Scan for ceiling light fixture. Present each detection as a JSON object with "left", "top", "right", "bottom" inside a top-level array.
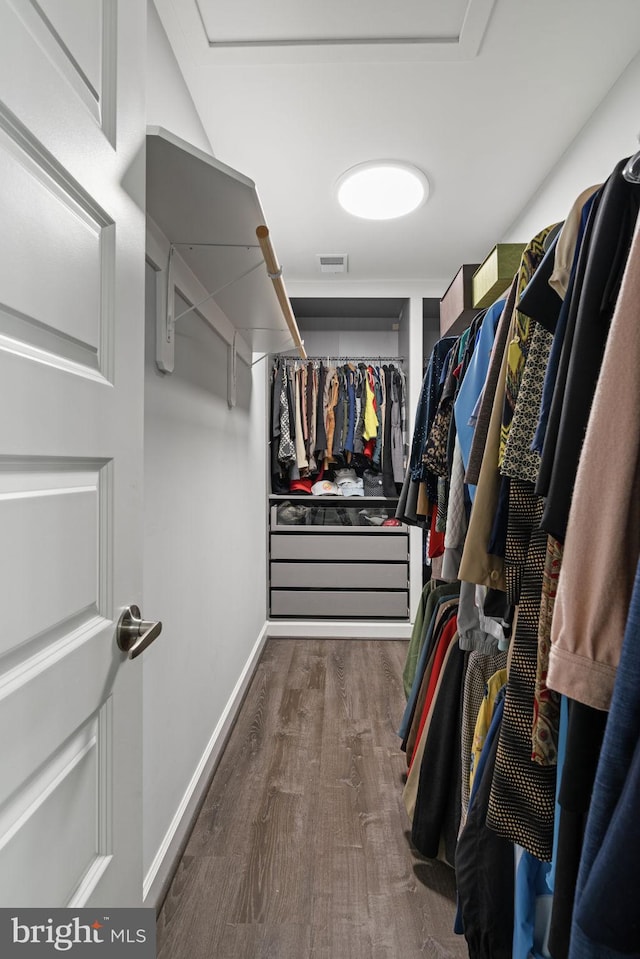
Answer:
[{"left": 336, "top": 161, "right": 429, "bottom": 220}]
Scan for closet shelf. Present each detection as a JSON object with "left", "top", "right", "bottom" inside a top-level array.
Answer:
[
  {"left": 269, "top": 494, "right": 400, "bottom": 503},
  {"left": 271, "top": 525, "right": 406, "bottom": 534},
  {"left": 146, "top": 126, "right": 305, "bottom": 379}
]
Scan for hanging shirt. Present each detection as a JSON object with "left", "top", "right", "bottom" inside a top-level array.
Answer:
[
  {"left": 531, "top": 191, "right": 600, "bottom": 456},
  {"left": 332, "top": 367, "right": 345, "bottom": 457},
  {"left": 372, "top": 367, "right": 384, "bottom": 467},
  {"left": 391, "top": 367, "right": 405, "bottom": 482},
  {"left": 294, "top": 367, "right": 308, "bottom": 470},
  {"left": 353, "top": 365, "right": 365, "bottom": 454},
  {"left": 345, "top": 365, "right": 356, "bottom": 454},
  {"left": 315, "top": 362, "right": 327, "bottom": 456},
  {"left": 549, "top": 184, "right": 602, "bottom": 299},
  {"left": 499, "top": 224, "right": 558, "bottom": 468},
  {"left": 277, "top": 363, "right": 295, "bottom": 464},
  {"left": 308, "top": 363, "right": 318, "bottom": 472},
  {"left": 454, "top": 296, "right": 506, "bottom": 486},
  {"left": 324, "top": 368, "right": 339, "bottom": 465},
  {"left": 469, "top": 668, "right": 508, "bottom": 794},
  {"left": 363, "top": 365, "right": 379, "bottom": 440}
]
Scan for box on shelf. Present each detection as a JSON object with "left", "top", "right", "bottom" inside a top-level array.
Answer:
[
  {"left": 472, "top": 243, "right": 526, "bottom": 308},
  {"left": 439, "top": 263, "right": 480, "bottom": 336}
]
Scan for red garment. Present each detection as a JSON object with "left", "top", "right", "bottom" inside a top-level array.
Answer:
[
  {"left": 428, "top": 505, "right": 445, "bottom": 558},
  {"left": 408, "top": 615, "right": 458, "bottom": 770}
]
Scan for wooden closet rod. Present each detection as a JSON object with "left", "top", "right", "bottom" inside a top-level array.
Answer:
[{"left": 256, "top": 225, "right": 307, "bottom": 359}]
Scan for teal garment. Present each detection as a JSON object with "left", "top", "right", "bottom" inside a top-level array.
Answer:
[
  {"left": 402, "top": 581, "right": 460, "bottom": 697},
  {"left": 457, "top": 327, "right": 471, "bottom": 363},
  {"left": 403, "top": 580, "right": 439, "bottom": 699}
]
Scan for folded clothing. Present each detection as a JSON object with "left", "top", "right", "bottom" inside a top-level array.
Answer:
[{"left": 359, "top": 509, "right": 389, "bottom": 526}]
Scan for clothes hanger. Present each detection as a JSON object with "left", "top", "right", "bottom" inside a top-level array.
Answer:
[{"left": 623, "top": 137, "right": 640, "bottom": 183}]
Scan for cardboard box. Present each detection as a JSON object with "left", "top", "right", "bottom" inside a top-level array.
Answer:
[
  {"left": 472, "top": 243, "right": 525, "bottom": 308},
  {"left": 439, "top": 263, "right": 480, "bottom": 336}
]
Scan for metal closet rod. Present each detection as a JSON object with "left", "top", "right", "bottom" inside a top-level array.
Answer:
[{"left": 275, "top": 354, "right": 405, "bottom": 362}]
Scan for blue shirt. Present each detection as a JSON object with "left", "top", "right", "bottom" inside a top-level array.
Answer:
[{"left": 454, "top": 297, "right": 506, "bottom": 497}]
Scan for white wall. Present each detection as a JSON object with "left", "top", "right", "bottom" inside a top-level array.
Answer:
[
  {"left": 504, "top": 51, "right": 640, "bottom": 242},
  {"left": 143, "top": 269, "right": 268, "bottom": 898},
  {"left": 293, "top": 329, "right": 400, "bottom": 358},
  {"left": 147, "top": 0, "right": 213, "bottom": 155},
  {"left": 143, "top": 4, "right": 268, "bottom": 901}
]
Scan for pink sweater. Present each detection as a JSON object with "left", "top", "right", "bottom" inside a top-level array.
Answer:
[{"left": 548, "top": 213, "right": 640, "bottom": 712}]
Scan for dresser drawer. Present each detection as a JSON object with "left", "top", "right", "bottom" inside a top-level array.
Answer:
[
  {"left": 270, "top": 561, "right": 408, "bottom": 590},
  {"left": 270, "top": 589, "right": 408, "bottom": 619},
  {"left": 270, "top": 532, "right": 408, "bottom": 563}
]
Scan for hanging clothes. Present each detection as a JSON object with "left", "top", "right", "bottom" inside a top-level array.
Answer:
[
  {"left": 410, "top": 640, "right": 467, "bottom": 863},
  {"left": 404, "top": 605, "right": 459, "bottom": 764},
  {"left": 269, "top": 356, "right": 407, "bottom": 496},
  {"left": 277, "top": 361, "right": 295, "bottom": 466},
  {"left": 402, "top": 337, "right": 456, "bottom": 508},
  {"left": 547, "top": 201, "right": 640, "bottom": 710},
  {"left": 455, "top": 691, "right": 514, "bottom": 959},
  {"left": 568, "top": 557, "right": 640, "bottom": 958},
  {"left": 455, "top": 296, "right": 507, "bottom": 483},
  {"left": 390, "top": 367, "right": 406, "bottom": 483},
  {"left": 395, "top": 157, "right": 640, "bottom": 959},
  {"left": 460, "top": 655, "right": 508, "bottom": 828},
  {"left": 539, "top": 159, "right": 640, "bottom": 541}
]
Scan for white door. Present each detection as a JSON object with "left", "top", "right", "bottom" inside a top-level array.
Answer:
[{"left": 0, "top": 0, "right": 148, "bottom": 906}]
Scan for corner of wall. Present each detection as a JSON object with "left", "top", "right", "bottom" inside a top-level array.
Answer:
[{"left": 146, "top": 0, "right": 214, "bottom": 156}]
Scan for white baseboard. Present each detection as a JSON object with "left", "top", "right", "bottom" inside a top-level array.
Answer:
[
  {"left": 143, "top": 622, "right": 269, "bottom": 909},
  {"left": 265, "top": 620, "right": 412, "bottom": 640}
]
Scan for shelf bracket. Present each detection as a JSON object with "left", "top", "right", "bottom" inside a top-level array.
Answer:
[
  {"left": 250, "top": 351, "right": 272, "bottom": 368},
  {"left": 228, "top": 329, "right": 303, "bottom": 407},
  {"left": 228, "top": 331, "right": 238, "bottom": 409},
  {"left": 172, "top": 256, "right": 265, "bottom": 324},
  {"left": 156, "top": 244, "right": 176, "bottom": 374},
  {"left": 155, "top": 243, "right": 265, "bottom": 375},
  {"left": 234, "top": 328, "right": 304, "bottom": 368}
]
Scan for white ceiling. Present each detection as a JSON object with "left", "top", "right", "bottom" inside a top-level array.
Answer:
[
  {"left": 153, "top": 0, "right": 640, "bottom": 289},
  {"left": 195, "top": 0, "right": 470, "bottom": 46}
]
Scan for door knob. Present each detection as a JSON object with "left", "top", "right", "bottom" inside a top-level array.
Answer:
[{"left": 116, "top": 605, "right": 162, "bottom": 660}]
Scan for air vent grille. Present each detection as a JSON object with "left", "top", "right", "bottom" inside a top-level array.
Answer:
[{"left": 317, "top": 253, "right": 348, "bottom": 274}]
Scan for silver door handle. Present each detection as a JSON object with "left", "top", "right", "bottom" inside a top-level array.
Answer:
[{"left": 116, "top": 605, "right": 162, "bottom": 660}]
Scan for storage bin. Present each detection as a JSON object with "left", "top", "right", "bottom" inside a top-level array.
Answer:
[
  {"left": 439, "top": 263, "right": 480, "bottom": 336},
  {"left": 472, "top": 243, "right": 526, "bottom": 308}
]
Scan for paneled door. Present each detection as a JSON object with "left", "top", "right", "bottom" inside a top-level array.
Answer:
[{"left": 0, "top": 1, "right": 148, "bottom": 906}]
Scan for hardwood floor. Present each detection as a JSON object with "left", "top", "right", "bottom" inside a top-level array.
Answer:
[{"left": 156, "top": 640, "right": 469, "bottom": 959}]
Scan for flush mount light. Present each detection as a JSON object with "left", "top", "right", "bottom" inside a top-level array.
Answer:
[{"left": 336, "top": 161, "right": 429, "bottom": 220}]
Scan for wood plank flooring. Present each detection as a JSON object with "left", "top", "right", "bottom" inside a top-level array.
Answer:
[{"left": 156, "top": 640, "right": 469, "bottom": 959}]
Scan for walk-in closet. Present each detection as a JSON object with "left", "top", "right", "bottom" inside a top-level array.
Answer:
[{"left": 3, "top": 2, "right": 640, "bottom": 958}]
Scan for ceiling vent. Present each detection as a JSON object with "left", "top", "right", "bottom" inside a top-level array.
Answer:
[{"left": 317, "top": 253, "right": 349, "bottom": 274}]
